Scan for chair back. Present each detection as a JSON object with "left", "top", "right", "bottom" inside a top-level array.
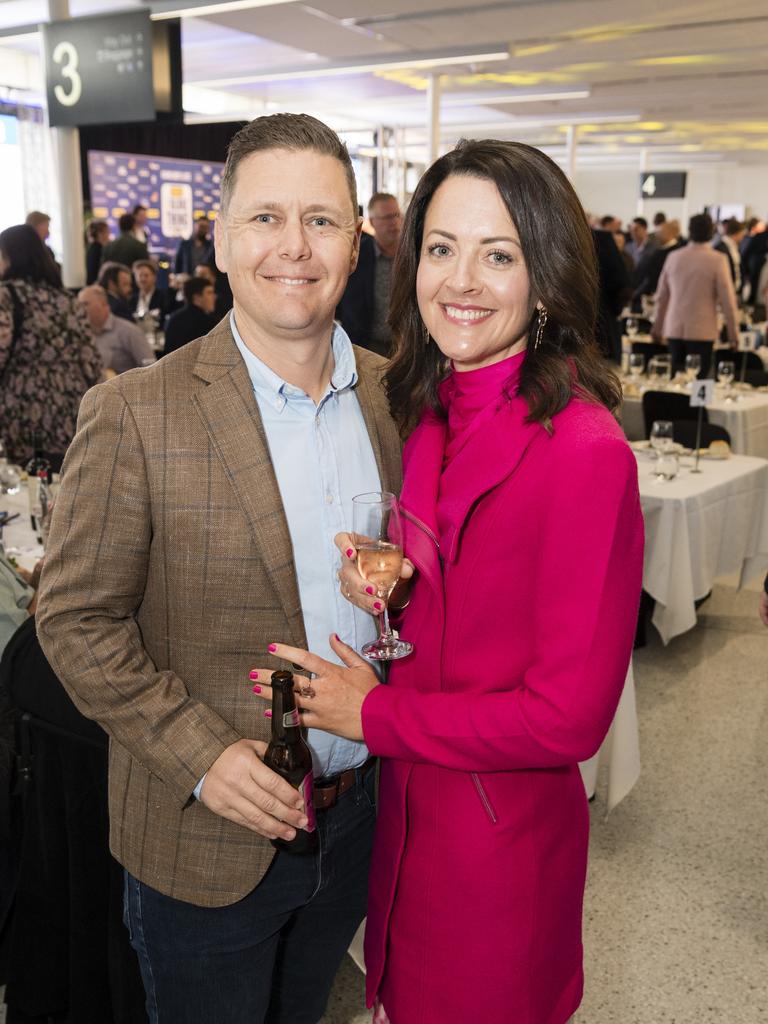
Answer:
[
  {"left": 744, "top": 368, "right": 768, "bottom": 388},
  {"left": 641, "top": 390, "right": 705, "bottom": 437},
  {"left": 631, "top": 342, "right": 668, "bottom": 363},
  {"left": 717, "top": 350, "right": 763, "bottom": 372},
  {"left": 672, "top": 421, "right": 731, "bottom": 450}
]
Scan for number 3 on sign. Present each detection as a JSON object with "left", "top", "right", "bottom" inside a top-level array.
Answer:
[
  {"left": 52, "top": 40, "right": 82, "bottom": 107},
  {"left": 689, "top": 379, "right": 714, "bottom": 407}
]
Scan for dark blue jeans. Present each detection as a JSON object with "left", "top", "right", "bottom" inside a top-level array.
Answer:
[{"left": 123, "top": 765, "right": 375, "bottom": 1024}]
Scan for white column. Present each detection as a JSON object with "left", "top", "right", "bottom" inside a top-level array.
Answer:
[
  {"left": 48, "top": 0, "right": 86, "bottom": 288},
  {"left": 564, "top": 124, "right": 579, "bottom": 183},
  {"left": 637, "top": 147, "right": 648, "bottom": 217},
  {"left": 426, "top": 73, "right": 441, "bottom": 167}
]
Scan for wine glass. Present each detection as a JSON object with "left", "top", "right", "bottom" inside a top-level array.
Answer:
[
  {"left": 650, "top": 420, "right": 674, "bottom": 457},
  {"left": 684, "top": 353, "right": 702, "bottom": 383},
  {"left": 352, "top": 492, "right": 414, "bottom": 662},
  {"left": 653, "top": 451, "right": 679, "bottom": 482},
  {"left": 717, "top": 360, "right": 735, "bottom": 401},
  {"left": 628, "top": 352, "right": 645, "bottom": 381},
  {"left": 648, "top": 355, "right": 672, "bottom": 387},
  {"left": 625, "top": 317, "right": 639, "bottom": 339}
]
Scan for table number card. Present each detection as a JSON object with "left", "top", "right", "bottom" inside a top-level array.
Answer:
[{"left": 689, "top": 380, "right": 715, "bottom": 407}]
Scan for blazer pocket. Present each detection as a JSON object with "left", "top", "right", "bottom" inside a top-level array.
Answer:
[{"left": 471, "top": 773, "right": 498, "bottom": 825}]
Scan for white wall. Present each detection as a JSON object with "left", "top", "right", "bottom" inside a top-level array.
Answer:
[{"left": 573, "top": 161, "right": 768, "bottom": 227}]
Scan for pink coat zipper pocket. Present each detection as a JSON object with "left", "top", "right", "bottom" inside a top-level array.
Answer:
[{"left": 471, "top": 773, "right": 498, "bottom": 825}]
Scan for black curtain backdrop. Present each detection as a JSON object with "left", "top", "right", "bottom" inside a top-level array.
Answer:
[{"left": 78, "top": 120, "right": 247, "bottom": 203}]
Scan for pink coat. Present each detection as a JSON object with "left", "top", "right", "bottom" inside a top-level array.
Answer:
[{"left": 361, "top": 388, "right": 644, "bottom": 1023}]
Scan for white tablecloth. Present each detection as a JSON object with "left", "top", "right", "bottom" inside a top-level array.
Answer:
[
  {"left": 0, "top": 485, "right": 43, "bottom": 571},
  {"left": 635, "top": 450, "right": 768, "bottom": 643},
  {"left": 621, "top": 388, "right": 768, "bottom": 458}
]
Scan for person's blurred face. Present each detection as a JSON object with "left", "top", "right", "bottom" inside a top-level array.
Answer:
[
  {"left": 193, "top": 284, "right": 216, "bottom": 315},
  {"left": 78, "top": 290, "right": 110, "bottom": 330},
  {"left": 417, "top": 174, "right": 536, "bottom": 373},
  {"left": 194, "top": 263, "right": 216, "bottom": 285},
  {"left": 733, "top": 229, "right": 747, "bottom": 245},
  {"left": 116, "top": 270, "right": 133, "bottom": 300},
  {"left": 35, "top": 220, "right": 50, "bottom": 242},
  {"left": 134, "top": 208, "right": 147, "bottom": 227},
  {"left": 195, "top": 219, "right": 210, "bottom": 240},
  {"left": 369, "top": 197, "right": 402, "bottom": 251},
  {"left": 135, "top": 265, "right": 156, "bottom": 293},
  {"left": 215, "top": 147, "right": 360, "bottom": 341},
  {"left": 630, "top": 221, "right": 648, "bottom": 244}
]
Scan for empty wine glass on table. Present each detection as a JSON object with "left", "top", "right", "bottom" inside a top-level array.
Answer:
[
  {"left": 653, "top": 451, "right": 679, "bottom": 483},
  {"left": 648, "top": 355, "right": 672, "bottom": 388},
  {"left": 650, "top": 420, "right": 675, "bottom": 458},
  {"left": 717, "top": 360, "right": 736, "bottom": 401},
  {"left": 352, "top": 491, "right": 414, "bottom": 662},
  {"left": 684, "top": 353, "right": 702, "bottom": 383},
  {"left": 628, "top": 352, "right": 645, "bottom": 382},
  {"left": 625, "top": 317, "right": 639, "bottom": 339}
]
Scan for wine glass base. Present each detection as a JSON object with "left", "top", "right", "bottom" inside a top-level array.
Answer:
[{"left": 362, "top": 638, "right": 414, "bottom": 662}]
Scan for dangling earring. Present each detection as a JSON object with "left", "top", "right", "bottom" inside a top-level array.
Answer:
[{"left": 534, "top": 307, "right": 548, "bottom": 350}]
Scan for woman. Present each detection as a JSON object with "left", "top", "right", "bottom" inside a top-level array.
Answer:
[
  {"left": 0, "top": 224, "right": 101, "bottom": 466},
  {"left": 253, "top": 140, "right": 644, "bottom": 1023}
]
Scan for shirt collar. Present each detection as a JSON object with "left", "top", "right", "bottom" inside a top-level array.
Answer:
[{"left": 229, "top": 311, "right": 358, "bottom": 403}]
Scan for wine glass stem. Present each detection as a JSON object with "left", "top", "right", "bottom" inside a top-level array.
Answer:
[{"left": 378, "top": 596, "right": 394, "bottom": 645}]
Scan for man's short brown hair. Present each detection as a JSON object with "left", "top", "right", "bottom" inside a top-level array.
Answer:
[
  {"left": 368, "top": 192, "right": 398, "bottom": 212},
  {"left": 220, "top": 113, "right": 357, "bottom": 217},
  {"left": 132, "top": 259, "right": 157, "bottom": 276}
]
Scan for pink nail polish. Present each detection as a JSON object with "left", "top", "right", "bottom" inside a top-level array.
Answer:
[
  {"left": 249, "top": 670, "right": 259, "bottom": 680},
  {"left": 334, "top": 634, "right": 341, "bottom": 642},
  {"left": 251, "top": 685, "right": 261, "bottom": 693},
  {"left": 346, "top": 548, "right": 354, "bottom": 558},
  {"left": 264, "top": 709, "right": 272, "bottom": 718},
  {"left": 365, "top": 585, "right": 374, "bottom": 595},
  {"left": 268, "top": 643, "right": 277, "bottom": 653},
  {"left": 374, "top": 601, "right": 383, "bottom": 610}
]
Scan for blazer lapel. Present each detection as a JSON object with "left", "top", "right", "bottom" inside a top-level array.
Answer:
[
  {"left": 439, "top": 396, "right": 545, "bottom": 563},
  {"left": 398, "top": 415, "right": 446, "bottom": 601},
  {"left": 353, "top": 349, "right": 403, "bottom": 497},
  {"left": 191, "top": 323, "right": 307, "bottom": 649}
]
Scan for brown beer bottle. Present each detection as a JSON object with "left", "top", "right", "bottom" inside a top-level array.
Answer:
[{"left": 264, "top": 671, "right": 318, "bottom": 854}]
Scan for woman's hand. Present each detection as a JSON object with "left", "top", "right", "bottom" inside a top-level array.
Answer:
[
  {"left": 249, "top": 635, "right": 380, "bottom": 741},
  {"left": 334, "top": 532, "right": 415, "bottom": 615}
]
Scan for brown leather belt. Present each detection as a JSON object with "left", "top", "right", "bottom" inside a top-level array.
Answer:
[{"left": 313, "top": 757, "right": 374, "bottom": 811}]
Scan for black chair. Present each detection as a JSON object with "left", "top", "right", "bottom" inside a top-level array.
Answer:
[
  {"left": 714, "top": 350, "right": 764, "bottom": 373},
  {"left": 672, "top": 421, "right": 732, "bottom": 450},
  {"left": 744, "top": 368, "right": 768, "bottom": 388},
  {"left": 641, "top": 390, "right": 705, "bottom": 438},
  {"left": 631, "top": 341, "right": 668, "bottom": 363}
]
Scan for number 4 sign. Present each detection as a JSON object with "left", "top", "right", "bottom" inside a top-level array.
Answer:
[{"left": 689, "top": 379, "right": 714, "bottom": 407}]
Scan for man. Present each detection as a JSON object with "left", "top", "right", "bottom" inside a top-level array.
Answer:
[
  {"left": 163, "top": 276, "right": 217, "bottom": 356},
  {"left": 336, "top": 191, "right": 403, "bottom": 355},
  {"left": 132, "top": 204, "right": 150, "bottom": 246},
  {"left": 131, "top": 259, "right": 175, "bottom": 325},
  {"left": 652, "top": 212, "right": 738, "bottom": 378},
  {"left": 715, "top": 218, "right": 746, "bottom": 295},
  {"left": 78, "top": 284, "right": 155, "bottom": 374},
  {"left": 633, "top": 218, "right": 683, "bottom": 307},
  {"left": 174, "top": 215, "right": 214, "bottom": 276},
  {"left": 25, "top": 210, "right": 58, "bottom": 267},
  {"left": 195, "top": 260, "right": 232, "bottom": 317},
  {"left": 37, "top": 113, "right": 401, "bottom": 1024},
  {"left": 626, "top": 216, "right": 657, "bottom": 268},
  {"left": 97, "top": 261, "right": 135, "bottom": 322},
  {"left": 592, "top": 226, "right": 629, "bottom": 363},
  {"left": 103, "top": 214, "right": 149, "bottom": 269},
  {"left": 599, "top": 214, "right": 622, "bottom": 233}
]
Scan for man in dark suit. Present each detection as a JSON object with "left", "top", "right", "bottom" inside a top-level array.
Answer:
[
  {"left": 592, "top": 228, "right": 630, "bottom": 363},
  {"left": 336, "top": 192, "right": 402, "bottom": 355},
  {"left": 632, "top": 218, "right": 684, "bottom": 308},
  {"left": 174, "top": 216, "right": 214, "bottom": 276},
  {"left": 714, "top": 218, "right": 746, "bottom": 295},
  {"left": 131, "top": 259, "right": 176, "bottom": 326},
  {"left": 162, "top": 277, "right": 217, "bottom": 355},
  {"left": 97, "top": 262, "right": 135, "bottom": 322}
]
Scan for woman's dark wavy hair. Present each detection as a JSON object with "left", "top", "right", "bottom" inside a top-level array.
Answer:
[
  {"left": 0, "top": 224, "right": 62, "bottom": 288},
  {"left": 385, "top": 139, "right": 621, "bottom": 434}
]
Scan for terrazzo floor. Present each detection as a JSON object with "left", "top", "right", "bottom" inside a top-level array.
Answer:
[{"left": 321, "top": 582, "right": 768, "bottom": 1024}]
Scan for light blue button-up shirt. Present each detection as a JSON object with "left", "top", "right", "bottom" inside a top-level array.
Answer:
[{"left": 232, "top": 314, "right": 380, "bottom": 777}]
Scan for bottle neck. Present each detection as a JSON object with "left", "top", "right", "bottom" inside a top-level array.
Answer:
[{"left": 270, "top": 681, "right": 302, "bottom": 743}]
